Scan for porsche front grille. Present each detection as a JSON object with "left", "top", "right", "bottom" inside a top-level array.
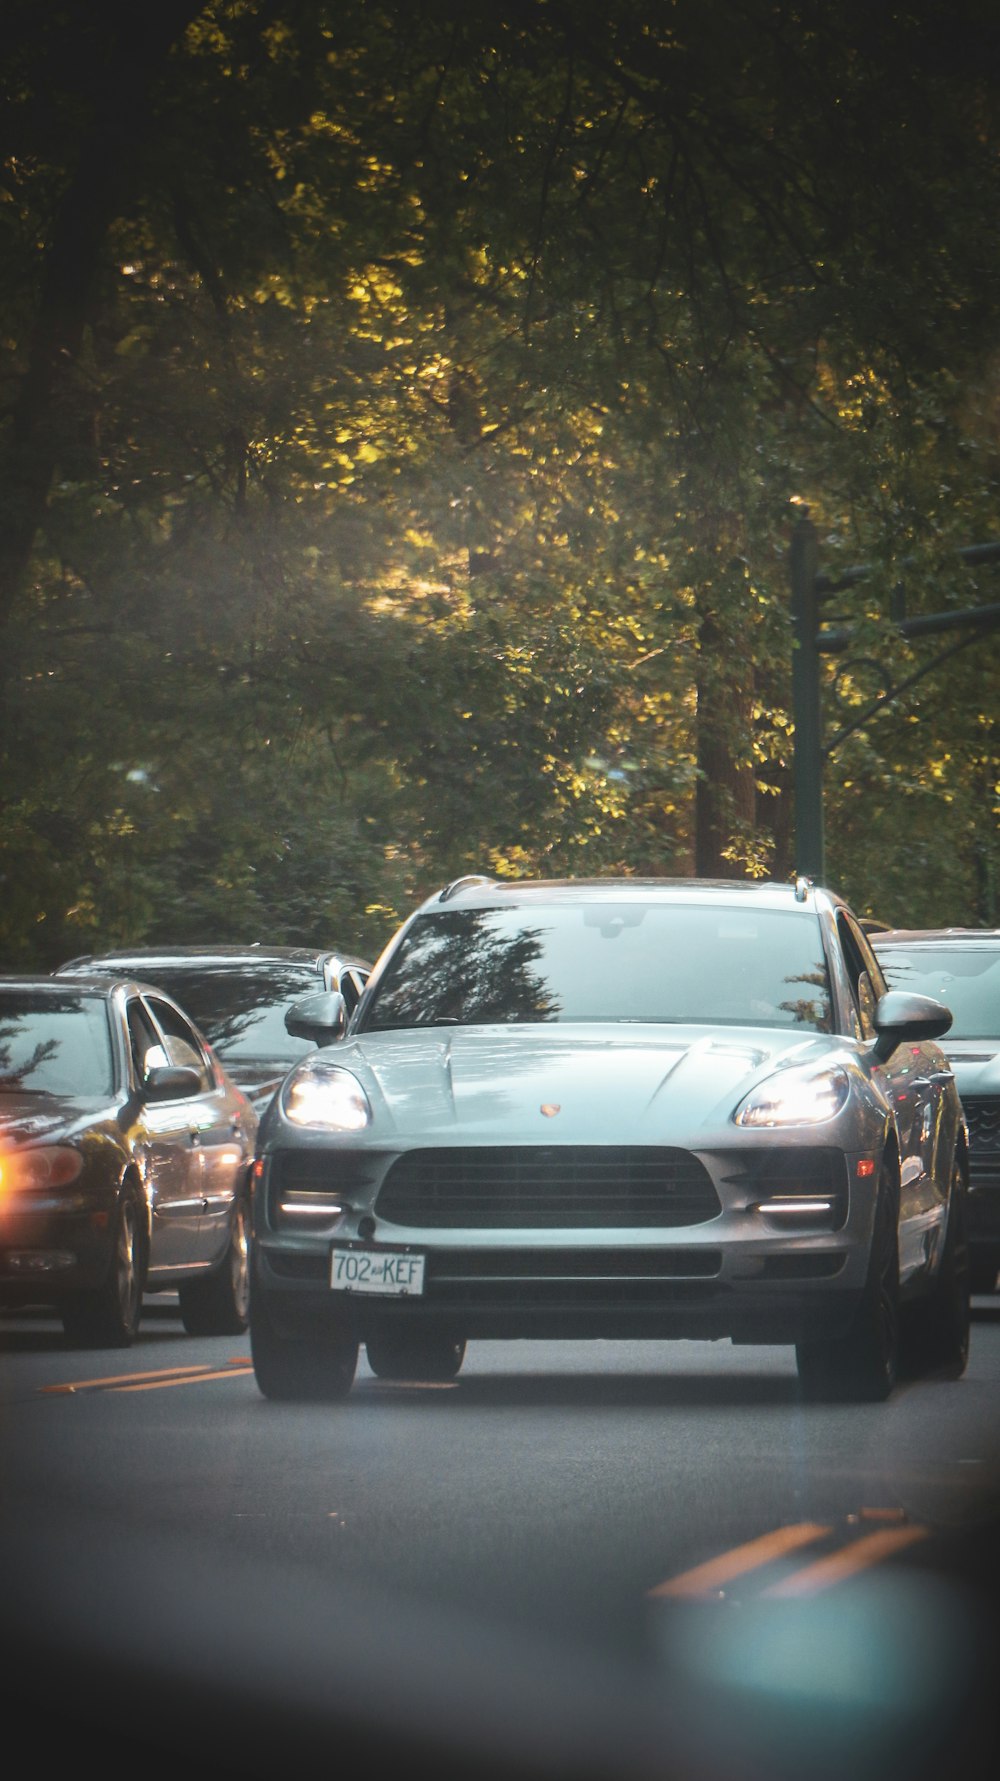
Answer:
[{"left": 374, "top": 1145, "right": 721, "bottom": 1229}]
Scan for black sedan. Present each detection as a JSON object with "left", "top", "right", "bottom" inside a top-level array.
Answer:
[
  {"left": 0, "top": 975, "right": 257, "bottom": 1345},
  {"left": 56, "top": 945, "right": 372, "bottom": 1117}
]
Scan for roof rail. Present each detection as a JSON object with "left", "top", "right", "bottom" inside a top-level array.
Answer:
[{"left": 439, "top": 874, "right": 495, "bottom": 903}]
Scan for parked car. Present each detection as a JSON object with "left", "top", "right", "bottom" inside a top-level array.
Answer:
[
  {"left": 0, "top": 974, "right": 257, "bottom": 1345},
  {"left": 872, "top": 926, "right": 1000, "bottom": 1293},
  {"left": 248, "top": 875, "right": 969, "bottom": 1404},
  {"left": 56, "top": 945, "right": 372, "bottom": 1117}
]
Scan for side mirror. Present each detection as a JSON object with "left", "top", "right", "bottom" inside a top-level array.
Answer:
[
  {"left": 144, "top": 1064, "right": 203, "bottom": 1101},
  {"left": 872, "top": 990, "right": 953, "bottom": 1063},
  {"left": 285, "top": 990, "right": 347, "bottom": 1044}
]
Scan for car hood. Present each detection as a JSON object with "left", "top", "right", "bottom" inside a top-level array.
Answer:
[
  {"left": 0, "top": 1092, "right": 111, "bottom": 1145},
  {"left": 327, "top": 1024, "right": 834, "bottom": 1141},
  {"left": 942, "top": 1040, "right": 1000, "bottom": 1094}
]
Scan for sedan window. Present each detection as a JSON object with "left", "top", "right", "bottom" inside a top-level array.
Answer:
[
  {"left": 0, "top": 993, "right": 114, "bottom": 1096},
  {"left": 144, "top": 996, "right": 213, "bottom": 1090}
]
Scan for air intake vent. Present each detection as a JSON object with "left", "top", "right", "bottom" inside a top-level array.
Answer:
[{"left": 375, "top": 1146, "right": 721, "bottom": 1229}]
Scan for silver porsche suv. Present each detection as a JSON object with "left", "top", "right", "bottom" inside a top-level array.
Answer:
[{"left": 249, "top": 876, "right": 969, "bottom": 1404}]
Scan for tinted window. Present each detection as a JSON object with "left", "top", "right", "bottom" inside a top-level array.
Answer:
[
  {"left": 0, "top": 992, "right": 115, "bottom": 1096},
  {"left": 108, "top": 965, "right": 328, "bottom": 1063},
  {"left": 360, "top": 904, "right": 833, "bottom": 1033},
  {"left": 876, "top": 943, "right": 1000, "bottom": 1039},
  {"left": 144, "top": 996, "right": 213, "bottom": 1089},
  {"left": 127, "top": 999, "right": 166, "bottom": 1083}
]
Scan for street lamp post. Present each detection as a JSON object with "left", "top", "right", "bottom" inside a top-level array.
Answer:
[
  {"left": 789, "top": 511, "right": 824, "bottom": 880},
  {"left": 788, "top": 513, "right": 1000, "bottom": 888}
]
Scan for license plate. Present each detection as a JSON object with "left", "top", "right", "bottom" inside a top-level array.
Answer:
[{"left": 330, "top": 1245, "right": 425, "bottom": 1297}]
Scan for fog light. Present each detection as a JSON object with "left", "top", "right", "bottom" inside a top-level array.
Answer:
[
  {"left": 752, "top": 1197, "right": 835, "bottom": 1222},
  {"left": 278, "top": 1195, "right": 345, "bottom": 1219},
  {"left": 7, "top": 1250, "right": 76, "bottom": 1274}
]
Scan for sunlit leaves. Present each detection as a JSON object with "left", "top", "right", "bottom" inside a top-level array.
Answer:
[{"left": 1, "top": 0, "right": 999, "bottom": 962}]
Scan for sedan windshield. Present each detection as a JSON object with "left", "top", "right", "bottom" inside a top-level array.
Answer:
[
  {"left": 0, "top": 993, "right": 115, "bottom": 1096},
  {"left": 876, "top": 943, "right": 1000, "bottom": 1040},
  {"left": 360, "top": 903, "right": 833, "bottom": 1032}
]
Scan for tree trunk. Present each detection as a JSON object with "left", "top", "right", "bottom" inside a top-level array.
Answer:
[
  {"left": 694, "top": 602, "right": 756, "bottom": 876},
  {"left": 0, "top": 3, "right": 204, "bottom": 654}
]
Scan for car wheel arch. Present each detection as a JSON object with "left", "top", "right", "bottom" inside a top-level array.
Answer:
[{"left": 119, "top": 1167, "right": 151, "bottom": 1272}]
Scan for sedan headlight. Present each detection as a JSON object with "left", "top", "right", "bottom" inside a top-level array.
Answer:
[
  {"left": 734, "top": 1064, "right": 850, "bottom": 1128},
  {"left": 282, "top": 1063, "right": 372, "bottom": 1131},
  {"left": 0, "top": 1145, "right": 84, "bottom": 1198}
]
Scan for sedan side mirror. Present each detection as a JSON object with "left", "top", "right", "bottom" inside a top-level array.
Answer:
[
  {"left": 871, "top": 990, "right": 953, "bottom": 1063},
  {"left": 285, "top": 990, "right": 347, "bottom": 1043},
  {"left": 144, "top": 1064, "right": 203, "bottom": 1101}
]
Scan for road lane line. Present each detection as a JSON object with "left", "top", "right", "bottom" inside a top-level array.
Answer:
[
  {"left": 760, "top": 1523, "right": 929, "bottom": 1596},
  {"left": 113, "top": 1364, "right": 254, "bottom": 1392},
  {"left": 40, "top": 1364, "right": 224, "bottom": 1394},
  {"left": 647, "top": 1522, "right": 832, "bottom": 1599}
]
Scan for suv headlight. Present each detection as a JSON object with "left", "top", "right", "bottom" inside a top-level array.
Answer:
[
  {"left": 734, "top": 1064, "right": 850, "bottom": 1128},
  {"left": 282, "top": 1063, "right": 372, "bottom": 1131}
]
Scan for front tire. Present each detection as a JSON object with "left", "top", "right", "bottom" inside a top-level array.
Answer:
[
  {"left": 366, "top": 1329, "right": 466, "bottom": 1382},
  {"left": 250, "top": 1277, "right": 358, "bottom": 1402},
  {"left": 61, "top": 1188, "right": 144, "bottom": 1348},
  {"left": 901, "top": 1160, "right": 970, "bottom": 1379},
  {"left": 796, "top": 1162, "right": 900, "bottom": 1403},
  {"left": 178, "top": 1189, "right": 251, "bottom": 1336}
]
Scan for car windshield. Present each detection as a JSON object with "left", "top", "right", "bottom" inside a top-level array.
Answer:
[
  {"left": 360, "top": 902, "right": 833, "bottom": 1032},
  {"left": 876, "top": 943, "right": 1000, "bottom": 1040},
  {"left": 0, "top": 992, "right": 115, "bottom": 1096},
  {"left": 105, "top": 964, "right": 327, "bottom": 1062}
]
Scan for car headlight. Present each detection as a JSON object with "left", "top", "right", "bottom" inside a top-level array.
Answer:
[
  {"left": 0, "top": 1145, "right": 85, "bottom": 1198},
  {"left": 734, "top": 1064, "right": 850, "bottom": 1127},
  {"left": 282, "top": 1063, "right": 372, "bottom": 1131}
]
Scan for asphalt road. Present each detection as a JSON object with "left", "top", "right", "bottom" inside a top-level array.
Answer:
[{"left": 2, "top": 1296, "right": 998, "bottom": 1781}]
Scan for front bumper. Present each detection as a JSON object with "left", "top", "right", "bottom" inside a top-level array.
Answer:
[
  {"left": 251, "top": 1140, "right": 880, "bottom": 1346},
  {"left": 0, "top": 1198, "right": 118, "bottom": 1303}
]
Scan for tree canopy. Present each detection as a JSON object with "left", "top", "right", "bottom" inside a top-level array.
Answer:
[{"left": 2, "top": 0, "right": 998, "bottom": 968}]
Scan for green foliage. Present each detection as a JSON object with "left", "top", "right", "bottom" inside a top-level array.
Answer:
[{"left": 1, "top": 0, "right": 998, "bottom": 968}]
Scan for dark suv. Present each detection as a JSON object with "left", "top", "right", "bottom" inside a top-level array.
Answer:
[
  {"left": 872, "top": 927, "right": 1000, "bottom": 1292},
  {"left": 57, "top": 945, "right": 372, "bottom": 1117}
]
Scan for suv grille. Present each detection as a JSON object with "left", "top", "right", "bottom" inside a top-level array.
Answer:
[
  {"left": 964, "top": 1098, "right": 1000, "bottom": 1188},
  {"left": 374, "top": 1145, "right": 721, "bottom": 1229}
]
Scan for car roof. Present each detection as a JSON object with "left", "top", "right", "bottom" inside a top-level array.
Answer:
[
  {"left": 416, "top": 875, "right": 847, "bottom": 916},
  {"left": 0, "top": 973, "right": 121, "bottom": 993},
  {"left": 57, "top": 943, "right": 372, "bottom": 972},
  {"left": 0, "top": 972, "right": 191, "bottom": 1004},
  {"left": 872, "top": 928, "right": 1000, "bottom": 944}
]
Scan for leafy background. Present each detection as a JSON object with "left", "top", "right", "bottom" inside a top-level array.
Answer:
[{"left": 2, "top": 0, "right": 998, "bottom": 968}]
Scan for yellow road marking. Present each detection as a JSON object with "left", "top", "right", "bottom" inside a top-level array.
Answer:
[
  {"left": 113, "top": 1364, "right": 253, "bottom": 1393},
  {"left": 760, "top": 1524, "right": 929, "bottom": 1597},
  {"left": 647, "top": 1522, "right": 831, "bottom": 1599},
  {"left": 40, "top": 1360, "right": 251, "bottom": 1395},
  {"left": 41, "top": 1364, "right": 223, "bottom": 1394}
]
